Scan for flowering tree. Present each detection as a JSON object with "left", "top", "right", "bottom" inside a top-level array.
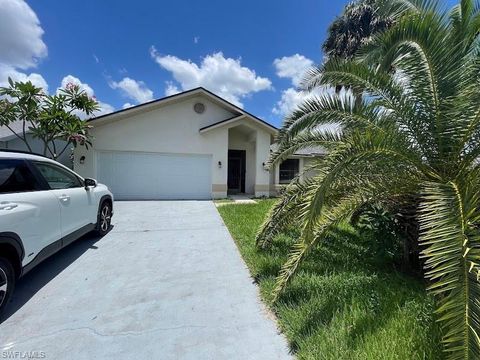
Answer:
[{"left": 0, "top": 78, "right": 99, "bottom": 160}]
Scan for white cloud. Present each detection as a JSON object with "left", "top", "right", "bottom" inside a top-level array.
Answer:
[
  {"left": 109, "top": 77, "right": 153, "bottom": 104},
  {"left": 0, "top": 0, "right": 47, "bottom": 69},
  {"left": 150, "top": 47, "right": 272, "bottom": 107},
  {"left": 0, "top": 3, "right": 113, "bottom": 118},
  {"left": 96, "top": 101, "right": 115, "bottom": 116},
  {"left": 194, "top": 36, "right": 200, "bottom": 44},
  {"left": 273, "top": 88, "right": 313, "bottom": 116},
  {"left": 0, "top": 0, "right": 48, "bottom": 92},
  {"left": 0, "top": 64, "right": 48, "bottom": 92},
  {"left": 165, "top": 81, "right": 180, "bottom": 96},
  {"left": 272, "top": 54, "right": 318, "bottom": 116},
  {"left": 273, "top": 54, "right": 314, "bottom": 88},
  {"left": 122, "top": 102, "right": 133, "bottom": 109},
  {"left": 59, "top": 75, "right": 114, "bottom": 117}
]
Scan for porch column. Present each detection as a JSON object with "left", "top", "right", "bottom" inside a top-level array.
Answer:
[
  {"left": 254, "top": 131, "right": 271, "bottom": 197},
  {"left": 211, "top": 128, "right": 228, "bottom": 199},
  {"left": 299, "top": 157, "right": 305, "bottom": 181},
  {"left": 274, "top": 162, "right": 281, "bottom": 195}
]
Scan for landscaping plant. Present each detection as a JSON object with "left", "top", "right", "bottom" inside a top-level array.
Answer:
[
  {"left": 0, "top": 78, "right": 98, "bottom": 160},
  {"left": 256, "top": 0, "right": 480, "bottom": 357}
]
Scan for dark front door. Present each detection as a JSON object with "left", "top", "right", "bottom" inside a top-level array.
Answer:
[{"left": 228, "top": 150, "right": 246, "bottom": 194}]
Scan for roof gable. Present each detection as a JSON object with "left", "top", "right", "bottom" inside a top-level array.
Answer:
[{"left": 87, "top": 87, "right": 278, "bottom": 133}]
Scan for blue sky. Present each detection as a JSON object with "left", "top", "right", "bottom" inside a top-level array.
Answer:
[{"left": 0, "top": 0, "right": 458, "bottom": 127}]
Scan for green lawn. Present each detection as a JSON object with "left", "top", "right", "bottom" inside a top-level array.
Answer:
[{"left": 217, "top": 199, "right": 443, "bottom": 360}]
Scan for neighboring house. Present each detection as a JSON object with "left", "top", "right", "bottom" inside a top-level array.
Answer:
[
  {"left": 0, "top": 121, "right": 72, "bottom": 167},
  {"left": 73, "top": 87, "right": 325, "bottom": 200}
]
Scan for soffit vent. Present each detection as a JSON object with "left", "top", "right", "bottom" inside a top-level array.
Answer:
[{"left": 193, "top": 102, "right": 206, "bottom": 114}]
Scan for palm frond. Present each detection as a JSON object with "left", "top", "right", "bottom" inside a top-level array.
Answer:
[
  {"left": 256, "top": 176, "right": 317, "bottom": 249},
  {"left": 376, "top": 0, "right": 445, "bottom": 20},
  {"left": 277, "top": 92, "right": 395, "bottom": 146},
  {"left": 418, "top": 179, "right": 480, "bottom": 358},
  {"left": 272, "top": 196, "right": 363, "bottom": 301}
]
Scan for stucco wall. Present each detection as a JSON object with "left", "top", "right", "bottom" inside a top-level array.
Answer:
[{"left": 302, "top": 157, "right": 318, "bottom": 179}]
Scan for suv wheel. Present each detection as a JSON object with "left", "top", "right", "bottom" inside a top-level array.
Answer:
[
  {"left": 0, "top": 257, "right": 15, "bottom": 316},
  {"left": 96, "top": 202, "right": 112, "bottom": 236}
]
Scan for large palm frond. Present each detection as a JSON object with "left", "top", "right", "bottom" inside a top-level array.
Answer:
[{"left": 418, "top": 176, "right": 480, "bottom": 358}]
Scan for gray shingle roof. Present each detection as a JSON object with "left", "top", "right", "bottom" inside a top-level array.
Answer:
[
  {"left": 270, "top": 143, "right": 327, "bottom": 156},
  {"left": 0, "top": 121, "right": 27, "bottom": 141}
]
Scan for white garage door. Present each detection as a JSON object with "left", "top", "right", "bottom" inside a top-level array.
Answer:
[{"left": 96, "top": 151, "right": 212, "bottom": 200}]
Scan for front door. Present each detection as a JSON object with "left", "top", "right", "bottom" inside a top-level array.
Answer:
[{"left": 228, "top": 150, "right": 246, "bottom": 194}]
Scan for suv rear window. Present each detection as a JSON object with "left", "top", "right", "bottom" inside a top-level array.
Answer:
[{"left": 0, "top": 159, "right": 41, "bottom": 193}]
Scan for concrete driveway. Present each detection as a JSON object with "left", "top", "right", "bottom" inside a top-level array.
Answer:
[{"left": 0, "top": 201, "right": 291, "bottom": 359}]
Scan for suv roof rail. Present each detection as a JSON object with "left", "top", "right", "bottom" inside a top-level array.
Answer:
[{"left": 0, "top": 149, "right": 49, "bottom": 158}]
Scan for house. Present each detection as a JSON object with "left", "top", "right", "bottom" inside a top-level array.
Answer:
[
  {"left": 72, "top": 87, "right": 324, "bottom": 200},
  {"left": 0, "top": 121, "right": 71, "bottom": 167}
]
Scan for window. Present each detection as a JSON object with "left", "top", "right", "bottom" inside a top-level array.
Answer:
[
  {"left": 0, "top": 159, "right": 41, "bottom": 193},
  {"left": 34, "top": 162, "right": 83, "bottom": 190},
  {"left": 279, "top": 159, "right": 299, "bottom": 183}
]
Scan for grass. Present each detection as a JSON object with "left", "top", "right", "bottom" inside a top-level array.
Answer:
[{"left": 217, "top": 199, "right": 443, "bottom": 360}]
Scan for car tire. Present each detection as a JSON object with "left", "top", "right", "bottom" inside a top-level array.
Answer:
[
  {"left": 0, "top": 257, "right": 15, "bottom": 317},
  {"left": 96, "top": 201, "right": 112, "bottom": 236}
]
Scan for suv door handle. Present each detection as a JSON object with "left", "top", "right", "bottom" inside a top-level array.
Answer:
[
  {"left": 0, "top": 203, "right": 18, "bottom": 210},
  {"left": 58, "top": 195, "right": 70, "bottom": 202}
]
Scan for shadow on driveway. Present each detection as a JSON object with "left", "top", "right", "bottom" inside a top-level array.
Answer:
[{"left": 0, "top": 228, "right": 112, "bottom": 324}]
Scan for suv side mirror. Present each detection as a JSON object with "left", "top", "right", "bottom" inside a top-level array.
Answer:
[{"left": 84, "top": 178, "right": 97, "bottom": 189}]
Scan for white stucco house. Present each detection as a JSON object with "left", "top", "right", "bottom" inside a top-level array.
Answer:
[{"left": 68, "top": 87, "right": 323, "bottom": 200}]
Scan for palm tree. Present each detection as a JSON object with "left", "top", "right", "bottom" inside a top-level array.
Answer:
[
  {"left": 323, "top": 0, "right": 393, "bottom": 107},
  {"left": 323, "top": 0, "right": 393, "bottom": 60},
  {"left": 257, "top": 0, "right": 480, "bottom": 357}
]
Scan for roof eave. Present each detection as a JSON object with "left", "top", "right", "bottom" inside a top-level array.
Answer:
[{"left": 199, "top": 114, "right": 278, "bottom": 135}]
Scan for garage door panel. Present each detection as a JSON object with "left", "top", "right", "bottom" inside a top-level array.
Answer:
[{"left": 96, "top": 152, "right": 212, "bottom": 200}]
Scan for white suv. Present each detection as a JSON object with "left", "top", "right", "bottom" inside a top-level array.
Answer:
[{"left": 0, "top": 151, "right": 113, "bottom": 316}]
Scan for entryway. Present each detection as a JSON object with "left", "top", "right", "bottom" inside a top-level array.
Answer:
[{"left": 227, "top": 150, "right": 246, "bottom": 194}]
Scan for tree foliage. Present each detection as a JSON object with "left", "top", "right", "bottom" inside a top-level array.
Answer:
[
  {"left": 322, "top": 0, "right": 393, "bottom": 60},
  {"left": 257, "top": 0, "right": 480, "bottom": 358},
  {"left": 0, "top": 78, "right": 99, "bottom": 160}
]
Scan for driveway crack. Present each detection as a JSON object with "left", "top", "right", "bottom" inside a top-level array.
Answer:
[{"left": 2, "top": 324, "right": 211, "bottom": 349}]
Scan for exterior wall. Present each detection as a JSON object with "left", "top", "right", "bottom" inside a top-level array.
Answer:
[
  {"left": 302, "top": 157, "right": 318, "bottom": 179},
  {"left": 2, "top": 135, "right": 72, "bottom": 167},
  {"left": 74, "top": 95, "right": 242, "bottom": 199}
]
